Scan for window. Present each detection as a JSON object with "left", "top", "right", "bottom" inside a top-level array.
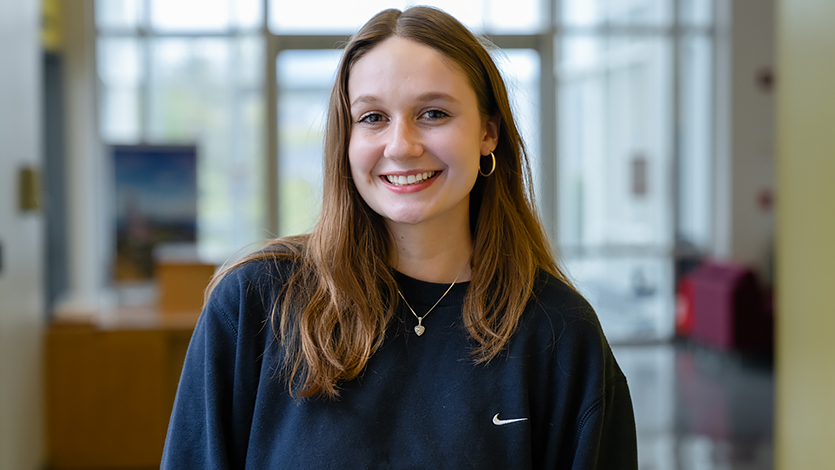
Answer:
[
  {"left": 95, "top": 0, "right": 715, "bottom": 343},
  {"left": 268, "top": 0, "right": 542, "bottom": 34},
  {"left": 96, "top": 0, "right": 265, "bottom": 261},
  {"left": 555, "top": 0, "right": 714, "bottom": 341},
  {"left": 275, "top": 49, "right": 340, "bottom": 235}
]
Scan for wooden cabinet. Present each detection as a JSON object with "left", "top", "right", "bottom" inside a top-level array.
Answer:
[{"left": 45, "top": 310, "right": 197, "bottom": 469}]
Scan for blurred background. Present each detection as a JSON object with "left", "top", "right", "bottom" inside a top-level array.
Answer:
[{"left": 0, "top": 0, "right": 832, "bottom": 469}]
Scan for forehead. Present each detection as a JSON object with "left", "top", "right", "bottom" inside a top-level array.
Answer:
[{"left": 348, "top": 37, "right": 475, "bottom": 102}]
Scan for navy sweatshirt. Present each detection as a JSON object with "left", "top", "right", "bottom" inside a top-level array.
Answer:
[{"left": 162, "top": 258, "right": 638, "bottom": 469}]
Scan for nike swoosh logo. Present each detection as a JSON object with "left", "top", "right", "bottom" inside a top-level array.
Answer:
[{"left": 492, "top": 413, "right": 528, "bottom": 426}]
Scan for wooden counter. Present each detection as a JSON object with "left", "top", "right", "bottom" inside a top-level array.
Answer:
[{"left": 45, "top": 307, "right": 199, "bottom": 469}]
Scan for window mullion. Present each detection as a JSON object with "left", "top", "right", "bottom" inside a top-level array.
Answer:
[
  {"left": 539, "top": 0, "right": 557, "bottom": 241},
  {"left": 265, "top": 34, "right": 280, "bottom": 235},
  {"left": 140, "top": 0, "right": 151, "bottom": 142},
  {"left": 671, "top": 0, "right": 682, "bottom": 256}
]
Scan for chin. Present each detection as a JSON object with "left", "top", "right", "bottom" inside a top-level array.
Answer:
[
  {"left": 387, "top": 216, "right": 424, "bottom": 226},
  {"left": 384, "top": 211, "right": 430, "bottom": 226}
]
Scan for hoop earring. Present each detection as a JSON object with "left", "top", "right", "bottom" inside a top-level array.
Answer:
[{"left": 479, "top": 152, "right": 496, "bottom": 177}]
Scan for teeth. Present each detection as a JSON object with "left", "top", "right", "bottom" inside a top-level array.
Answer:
[{"left": 385, "top": 171, "right": 435, "bottom": 186}]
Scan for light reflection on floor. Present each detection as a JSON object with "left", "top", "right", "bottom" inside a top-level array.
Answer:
[{"left": 613, "top": 341, "right": 774, "bottom": 470}]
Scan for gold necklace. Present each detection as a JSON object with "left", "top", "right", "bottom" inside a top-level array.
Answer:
[{"left": 396, "top": 275, "right": 459, "bottom": 336}]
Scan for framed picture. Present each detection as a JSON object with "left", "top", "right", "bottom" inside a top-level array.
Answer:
[{"left": 112, "top": 145, "right": 198, "bottom": 281}]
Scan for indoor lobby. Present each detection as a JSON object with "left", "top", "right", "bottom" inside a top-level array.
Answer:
[{"left": 1, "top": 0, "right": 833, "bottom": 469}]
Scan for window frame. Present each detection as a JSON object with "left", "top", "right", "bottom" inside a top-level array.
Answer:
[{"left": 93, "top": 0, "right": 719, "bottom": 341}]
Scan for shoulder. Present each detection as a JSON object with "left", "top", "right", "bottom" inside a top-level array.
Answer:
[
  {"left": 213, "top": 253, "right": 297, "bottom": 300},
  {"left": 205, "top": 243, "right": 303, "bottom": 330},
  {"left": 211, "top": 238, "right": 306, "bottom": 299},
  {"left": 516, "top": 270, "right": 624, "bottom": 382},
  {"left": 530, "top": 271, "right": 595, "bottom": 319},
  {"left": 522, "top": 270, "right": 599, "bottom": 337}
]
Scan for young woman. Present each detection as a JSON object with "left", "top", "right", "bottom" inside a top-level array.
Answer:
[{"left": 163, "top": 6, "right": 637, "bottom": 469}]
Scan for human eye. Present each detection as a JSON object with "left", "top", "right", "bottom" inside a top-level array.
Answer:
[
  {"left": 357, "top": 113, "right": 386, "bottom": 124},
  {"left": 421, "top": 109, "right": 450, "bottom": 121}
]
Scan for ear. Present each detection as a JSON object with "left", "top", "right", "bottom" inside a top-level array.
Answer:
[{"left": 480, "top": 113, "right": 501, "bottom": 155}]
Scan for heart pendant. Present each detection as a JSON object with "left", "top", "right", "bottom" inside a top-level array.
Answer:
[{"left": 414, "top": 325, "right": 426, "bottom": 336}]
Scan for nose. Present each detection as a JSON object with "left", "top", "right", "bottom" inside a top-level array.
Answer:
[{"left": 384, "top": 118, "right": 423, "bottom": 161}]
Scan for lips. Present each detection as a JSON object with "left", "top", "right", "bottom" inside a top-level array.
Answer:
[{"left": 383, "top": 171, "right": 437, "bottom": 186}]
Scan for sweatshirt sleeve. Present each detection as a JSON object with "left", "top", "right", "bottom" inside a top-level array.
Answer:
[
  {"left": 570, "top": 376, "right": 639, "bottom": 469},
  {"left": 529, "top": 274, "right": 639, "bottom": 470},
  {"left": 161, "top": 265, "right": 269, "bottom": 469}
]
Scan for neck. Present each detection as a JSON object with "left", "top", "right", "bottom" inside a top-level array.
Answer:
[{"left": 387, "top": 217, "right": 473, "bottom": 284}]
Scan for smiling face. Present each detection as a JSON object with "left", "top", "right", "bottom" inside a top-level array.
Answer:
[{"left": 347, "top": 36, "right": 499, "bottom": 233}]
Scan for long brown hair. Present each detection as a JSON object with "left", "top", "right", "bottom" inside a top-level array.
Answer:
[{"left": 211, "top": 6, "right": 571, "bottom": 399}]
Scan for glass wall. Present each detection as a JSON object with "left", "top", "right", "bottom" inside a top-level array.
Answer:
[
  {"left": 96, "top": 0, "right": 265, "bottom": 261},
  {"left": 275, "top": 50, "right": 340, "bottom": 236},
  {"left": 556, "top": 0, "right": 713, "bottom": 340},
  {"left": 268, "top": 0, "right": 542, "bottom": 34},
  {"left": 95, "top": 0, "right": 715, "bottom": 342}
]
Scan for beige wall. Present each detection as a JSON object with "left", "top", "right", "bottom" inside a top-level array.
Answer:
[
  {"left": 0, "top": 0, "right": 45, "bottom": 469},
  {"left": 729, "top": 0, "right": 776, "bottom": 279},
  {"left": 776, "top": 0, "right": 835, "bottom": 468},
  {"left": 713, "top": 0, "right": 776, "bottom": 280}
]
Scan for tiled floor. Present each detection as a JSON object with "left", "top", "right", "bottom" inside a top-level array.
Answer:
[{"left": 613, "top": 341, "right": 774, "bottom": 470}]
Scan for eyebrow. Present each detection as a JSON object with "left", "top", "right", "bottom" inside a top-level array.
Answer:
[{"left": 350, "top": 92, "right": 461, "bottom": 108}]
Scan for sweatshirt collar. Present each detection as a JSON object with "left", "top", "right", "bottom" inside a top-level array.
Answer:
[{"left": 392, "top": 269, "right": 469, "bottom": 308}]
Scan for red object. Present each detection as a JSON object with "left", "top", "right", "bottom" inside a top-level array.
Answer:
[
  {"left": 676, "top": 276, "right": 695, "bottom": 337},
  {"left": 686, "top": 261, "right": 773, "bottom": 350}
]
